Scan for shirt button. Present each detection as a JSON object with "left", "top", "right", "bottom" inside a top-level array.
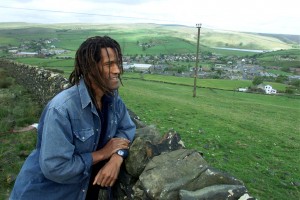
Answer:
[
  {"left": 82, "top": 189, "right": 86, "bottom": 193},
  {"left": 82, "top": 137, "right": 85, "bottom": 140}
]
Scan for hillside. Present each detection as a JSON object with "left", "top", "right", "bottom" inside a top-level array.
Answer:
[
  {"left": 0, "top": 22, "right": 297, "bottom": 52},
  {"left": 0, "top": 22, "right": 299, "bottom": 76},
  {"left": 258, "top": 33, "right": 300, "bottom": 45}
]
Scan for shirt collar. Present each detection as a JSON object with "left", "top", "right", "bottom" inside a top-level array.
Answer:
[
  {"left": 78, "top": 78, "right": 117, "bottom": 109},
  {"left": 78, "top": 79, "right": 93, "bottom": 109}
]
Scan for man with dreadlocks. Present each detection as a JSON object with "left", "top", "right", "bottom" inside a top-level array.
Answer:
[{"left": 10, "top": 36, "right": 136, "bottom": 200}]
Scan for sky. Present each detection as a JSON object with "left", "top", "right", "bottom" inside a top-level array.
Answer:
[{"left": 0, "top": 0, "right": 299, "bottom": 35}]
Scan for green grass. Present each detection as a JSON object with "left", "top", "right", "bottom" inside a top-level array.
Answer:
[
  {"left": 256, "top": 49, "right": 300, "bottom": 68},
  {"left": 119, "top": 78, "right": 300, "bottom": 200},
  {"left": 1, "top": 65, "right": 299, "bottom": 199},
  {"left": 267, "top": 69, "right": 293, "bottom": 76},
  {"left": 123, "top": 72, "right": 288, "bottom": 91},
  {"left": 0, "top": 130, "right": 37, "bottom": 200},
  {"left": 0, "top": 67, "right": 41, "bottom": 200},
  {"left": 14, "top": 57, "right": 74, "bottom": 75},
  {"left": 201, "top": 30, "right": 293, "bottom": 50}
]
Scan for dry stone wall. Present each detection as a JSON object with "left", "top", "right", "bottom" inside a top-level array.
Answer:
[{"left": 0, "top": 59, "right": 70, "bottom": 106}]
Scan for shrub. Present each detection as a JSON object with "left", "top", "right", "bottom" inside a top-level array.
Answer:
[
  {"left": 248, "top": 86, "right": 265, "bottom": 93},
  {"left": 252, "top": 76, "right": 264, "bottom": 86},
  {"left": 0, "top": 78, "right": 13, "bottom": 88},
  {"left": 290, "top": 79, "right": 300, "bottom": 88},
  {"left": 285, "top": 86, "right": 296, "bottom": 94}
]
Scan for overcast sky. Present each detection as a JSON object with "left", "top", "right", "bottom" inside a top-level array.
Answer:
[{"left": 0, "top": 0, "right": 299, "bottom": 35}]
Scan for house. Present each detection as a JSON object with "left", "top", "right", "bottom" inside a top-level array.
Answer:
[
  {"left": 124, "top": 63, "right": 152, "bottom": 71},
  {"left": 238, "top": 88, "right": 248, "bottom": 92},
  {"left": 16, "top": 52, "right": 38, "bottom": 57},
  {"left": 264, "top": 85, "right": 277, "bottom": 94},
  {"left": 257, "top": 84, "right": 277, "bottom": 94},
  {"left": 8, "top": 50, "right": 18, "bottom": 54}
]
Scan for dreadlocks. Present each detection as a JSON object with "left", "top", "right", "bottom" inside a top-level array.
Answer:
[{"left": 69, "top": 36, "right": 123, "bottom": 97}]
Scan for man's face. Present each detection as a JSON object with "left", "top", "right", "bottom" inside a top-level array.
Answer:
[{"left": 98, "top": 47, "right": 121, "bottom": 91}]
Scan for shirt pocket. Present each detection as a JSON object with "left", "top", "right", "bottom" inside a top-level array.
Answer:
[{"left": 73, "top": 128, "right": 95, "bottom": 153}]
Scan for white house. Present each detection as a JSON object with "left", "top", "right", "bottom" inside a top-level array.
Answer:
[
  {"left": 264, "top": 85, "right": 277, "bottom": 94},
  {"left": 16, "top": 52, "right": 38, "bottom": 57},
  {"left": 123, "top": 63, "right": 152, "bottom": 71},
  {"left": 257, "top": 84, "right": 277, "bottom": 94},
  {"left": 238, "top": 88, "right": 248, "bottom": 92}
]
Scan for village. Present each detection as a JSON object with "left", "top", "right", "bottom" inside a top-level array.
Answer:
[{"left": 3, "top": 37, "right": 300, "bottom": 95}]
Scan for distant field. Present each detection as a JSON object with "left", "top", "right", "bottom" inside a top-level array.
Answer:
[
  {"left": 0, "top": 23, "right": 297, "bottom": 57},
  {"left": 123, "top": 72, "right": 288, "bottom": 91},
  {"left": 256, "top": 49, "right": 300, "bottom": 68},
  {"left": 14, "top": 57, "right": 73, "bottom": 76},
  {"left": 201, "top": 30, "right": 293, "bottom": 50}
]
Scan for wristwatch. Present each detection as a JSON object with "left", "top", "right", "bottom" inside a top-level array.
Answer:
[{"left": 116, "top": 149, "right": 128, "bottom": 158}]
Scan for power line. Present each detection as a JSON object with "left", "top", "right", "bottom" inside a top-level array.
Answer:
[
  {"left": 0, "top": 5, "right": 231, "bottom": 32},
  {"left": 1, "top": 5, "right": 277, "bottom": 34},
  {"left": 0, "top": 5, "right": 176, "bottom": 23}
]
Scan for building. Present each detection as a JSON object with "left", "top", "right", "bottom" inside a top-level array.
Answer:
[
  {"left": 264, "top": 85, "right": 277, "bottom": 94},
  {"left": 123, "top": 63, "right": 152, "bottom": 71},
  {"left": 257, "top": 84, "right": 277, "bottom": 94}
]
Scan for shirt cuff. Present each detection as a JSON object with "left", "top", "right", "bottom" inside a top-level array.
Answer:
[{"left": 80, "top": 152, "right": 93, "bottom": 176}]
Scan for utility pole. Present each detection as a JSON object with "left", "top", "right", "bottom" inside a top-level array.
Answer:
[{"left": 193, "top": 23, "right": 201, "bottom": 97}]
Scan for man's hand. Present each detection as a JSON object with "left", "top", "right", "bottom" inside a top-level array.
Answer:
[
  {"left": 92, "top": 138, "right": 130, "bottom": 164},
  {"left": 92, "top": 153, "right": 123, "bottom": 187}
]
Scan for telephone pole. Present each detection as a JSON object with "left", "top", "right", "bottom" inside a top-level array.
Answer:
[{"left": 193, "top": 23, "right": 201, "bottom": 97}]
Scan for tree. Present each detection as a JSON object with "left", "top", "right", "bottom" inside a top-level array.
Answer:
[
  {"left": 290, "top": 79, "right": 300, "bottom": 88},
  {"left": 252, "top": 76, "right": 264, "bottom": 86},
  {"left": 275, "top": 75, "right": 288, "bottom": 83}
]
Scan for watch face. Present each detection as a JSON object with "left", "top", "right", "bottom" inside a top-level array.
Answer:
[{"left": 118, "top": 150, "right": 124, "bottom": 156}]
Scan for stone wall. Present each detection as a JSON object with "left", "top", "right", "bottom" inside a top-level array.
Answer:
[
  {"left": 0, "top": 59, "right": 70, "bottom": 106},
  {"left": 0, "top": 59, "right": 256, "bottom": 200}
]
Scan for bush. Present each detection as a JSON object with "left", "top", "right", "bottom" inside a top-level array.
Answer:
[
  {"left": 285, "top": 87, "right": 295, "bottom": 94},
  {"left": 275, "top": 75, "right": 288, "bottom": 83},
  {"left": 0, "top": 78, "right": 13, "bottom": 88},
  {"left": 252, "top": 76, "right": 264, "bottom": 86},
  {"left": 248, "top": 86, "right": 265, "bottom": 93},
  {"left": 290, "top": 79, "right": 300, "bottom": 88}
]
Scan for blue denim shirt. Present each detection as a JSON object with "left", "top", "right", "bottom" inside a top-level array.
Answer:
[{"left": 10, "top": 79, "right": 136, "bottom": 200}]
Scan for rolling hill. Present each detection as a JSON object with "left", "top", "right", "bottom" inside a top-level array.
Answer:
[{"left": 0, "top": 22, "right": 298, "bottom": 53}]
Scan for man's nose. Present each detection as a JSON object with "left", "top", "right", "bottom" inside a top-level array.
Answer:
[{"left": 111, "top": 63, "right": 120, "bottom": 74}]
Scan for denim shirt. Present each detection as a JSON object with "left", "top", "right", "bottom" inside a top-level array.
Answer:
[{"left": 10, "top": 79, "right": 136, "bottom": 200}]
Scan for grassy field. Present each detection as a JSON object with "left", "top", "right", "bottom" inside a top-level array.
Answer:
[
  {"left": 0, "top": 66, "right": 299, "bottom": 199},
  {"left": 123, "top": 72, "right": 288, "bottom": 91},
  {"left": 0, "top": 67, "right": 41, "bottom": 200},
  {"left": 118, "top": 77, "right": 300, "bottom": 200},
  {"left": 256, "top": 49, "right": 300, "bottom": 68}
]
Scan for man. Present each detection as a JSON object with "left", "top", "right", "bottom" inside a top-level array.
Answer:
[{"left": 10, "top": 36, "right": 136, "bottom": 200}]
